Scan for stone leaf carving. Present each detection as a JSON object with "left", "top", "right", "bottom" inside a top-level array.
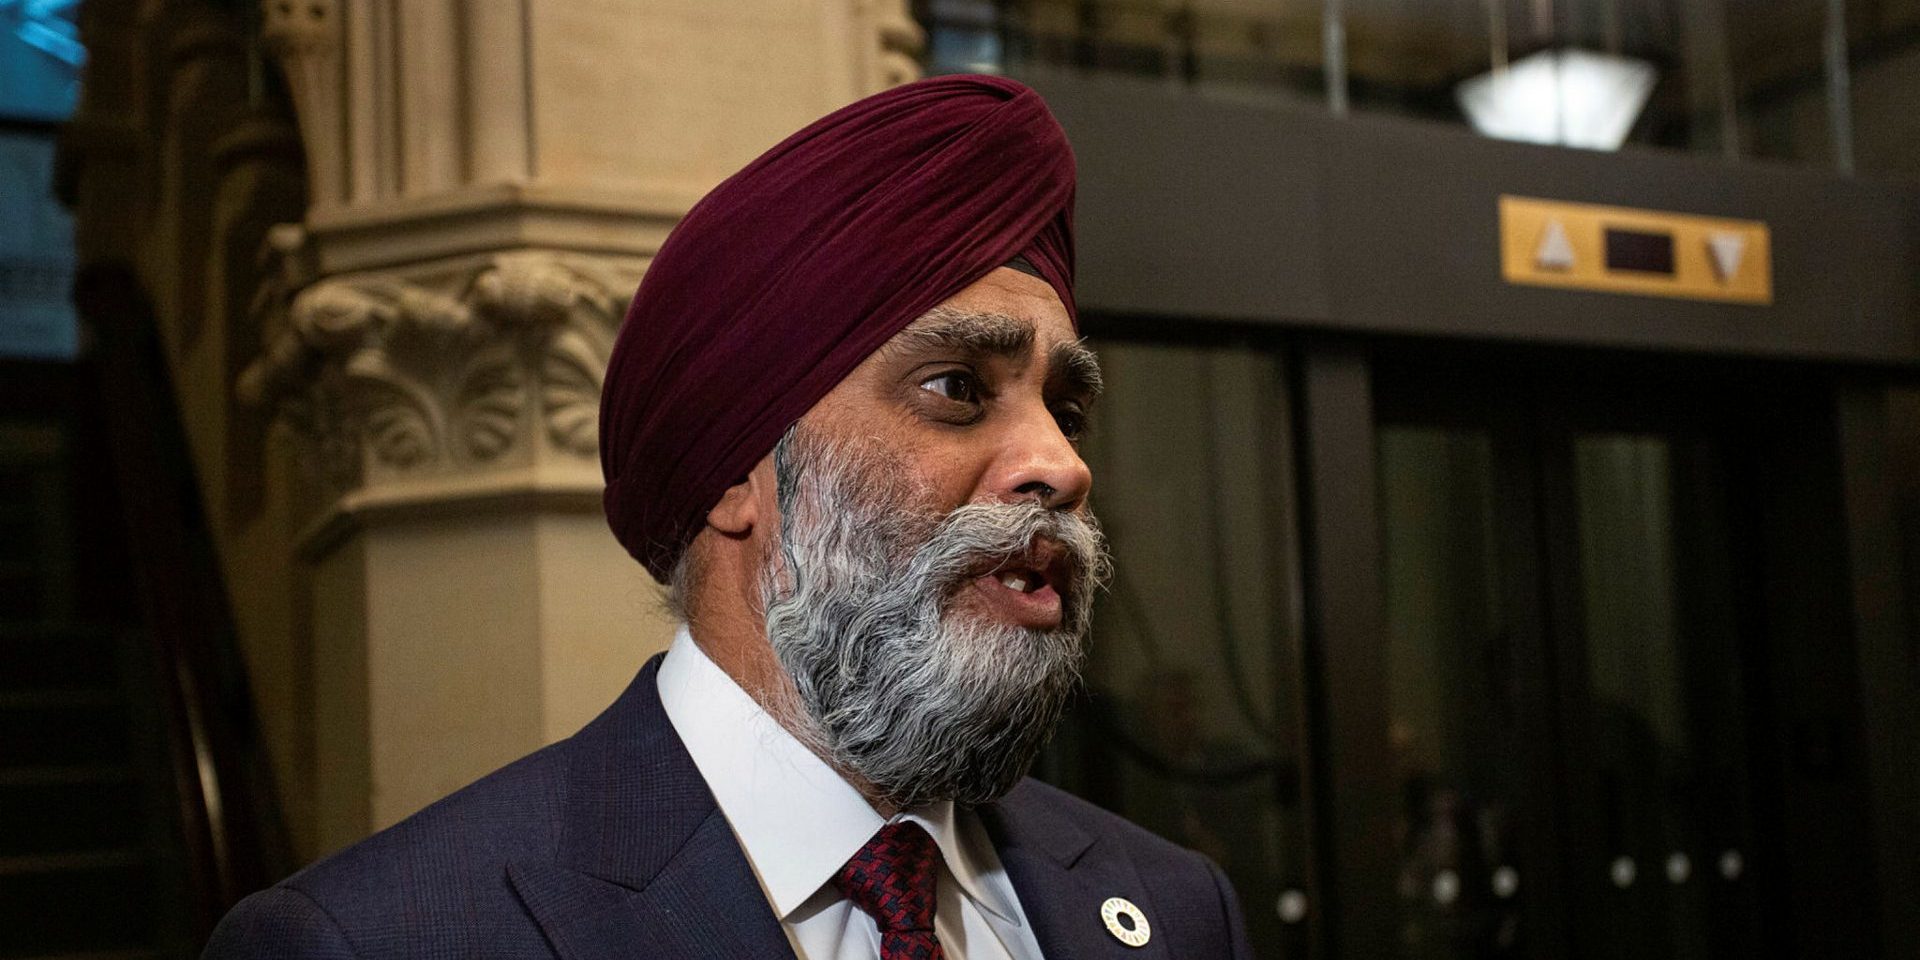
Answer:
[
  {"left": 241, "top": 250, "right": 630, "bottom": 494},
  {"left": 343, "top": 346, "right": 442, "bottom": 471},
  {"left": 542, "top": 330, "right": 604, "bottom": 458},
  {"left": 453, "top": 345, "right": 525, "bottom": 463},
  {"left": 468, "top": 252, "right": 623, "bottom": 460}
]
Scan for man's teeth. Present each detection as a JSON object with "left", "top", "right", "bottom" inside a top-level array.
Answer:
[{"left": 997, "top": 572, "right": 1037, "bottom": 593}]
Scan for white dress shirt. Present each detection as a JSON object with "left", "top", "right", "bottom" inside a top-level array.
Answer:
[{"left": 656, "top": 626, "right": 1045, "bottom": 960}]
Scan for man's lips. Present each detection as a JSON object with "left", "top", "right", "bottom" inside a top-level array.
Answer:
[
  {"left": 961, "top": 538, "right": 1074, "bottom": 630},
  {"left": 969, "top": 572, "right": 1063, "bottom": 629}
]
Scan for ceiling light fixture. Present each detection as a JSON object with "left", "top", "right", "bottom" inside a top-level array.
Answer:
[{"left": 1456, "top": 47, "right": 1656, "bottom": 151}]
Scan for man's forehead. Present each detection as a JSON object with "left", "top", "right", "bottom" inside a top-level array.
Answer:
[
  {"left": 934, "top": 266, "right": 1071, "bottom": 331},
  {"left": 888, "top": 267, "right": 1075, "bottom": 352}
]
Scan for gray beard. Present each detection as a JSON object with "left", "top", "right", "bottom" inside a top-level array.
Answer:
[{"left": 758, "top": 427, "right": 1111, "bottom": 809}]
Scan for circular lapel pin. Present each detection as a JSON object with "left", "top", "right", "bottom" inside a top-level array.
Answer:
[{"left": 1100, "top": 896, "right": 1151, "bottom": 947}]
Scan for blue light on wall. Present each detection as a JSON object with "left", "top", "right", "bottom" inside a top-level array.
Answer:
[
  {"left": 1, "top": 1, "right": 84, "bottom": 360},
  {"left": 923, "top": 0, "right": 1004, "bottom": 75},
  {"left": 1, "top": 0, "right": 84, "bottom": 121},
  {"left": 0, "top": 131, "right": 77, "bottom": 359}
]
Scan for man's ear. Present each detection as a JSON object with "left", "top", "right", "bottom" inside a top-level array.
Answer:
[
  {"left": 706, "top": 477, "right": 758, "bottom": 535},
  {"left": 707, "top": 451, "right": 779, "bottom": 536}
]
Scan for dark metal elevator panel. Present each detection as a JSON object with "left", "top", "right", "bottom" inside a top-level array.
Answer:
[{"left": 1022, "top": 68, "right": 1920, "bottom": 366}]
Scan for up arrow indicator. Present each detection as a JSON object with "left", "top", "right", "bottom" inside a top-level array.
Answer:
[
  {"left": 1536, "top": 220, "right": 1576, "bottom": 271},
  {"left": 1708, "top": 232, "right": 1746, "bottom": 282}
]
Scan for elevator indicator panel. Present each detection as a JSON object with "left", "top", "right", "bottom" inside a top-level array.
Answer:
[{"left": 1499, "top": 196, "right": 1772, "bottom": 304}]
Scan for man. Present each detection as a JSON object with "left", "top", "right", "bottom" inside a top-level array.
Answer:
[{"left": 207, "top": 74, "right": 1254, "bottom": 960}]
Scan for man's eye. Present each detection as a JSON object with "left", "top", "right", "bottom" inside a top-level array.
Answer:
[
  {"left": 1054, "top": 405, "right": 1088, "bottom": 442},
  {"left": 919, "top": 371, "right": 981, "bottom": 404}
]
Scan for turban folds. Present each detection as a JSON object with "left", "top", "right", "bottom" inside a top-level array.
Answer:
[{"left": 599, "top": 74, "right": 1078, "bottom": 581}]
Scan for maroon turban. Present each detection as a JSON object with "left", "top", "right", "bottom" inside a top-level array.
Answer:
[{"left": 599, "top": 74, "right": 1078, "bottom": 582}]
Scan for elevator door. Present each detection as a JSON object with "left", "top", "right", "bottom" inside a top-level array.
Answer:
[{"left": 1375, "top": 361, "right": 1769, "bottom": 960}]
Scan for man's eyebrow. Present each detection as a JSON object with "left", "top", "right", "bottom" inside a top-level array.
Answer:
[
  {"left": 1050, "top": 338, "right": 1104, "bottom": 400},
  {"left": 884, "top": 305, "right": 1102, "bottom": 399},
  {"left": 884, "top": 307, "right": 1034, "bottom": 359}
]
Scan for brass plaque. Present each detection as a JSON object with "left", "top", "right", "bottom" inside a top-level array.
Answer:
[{"left": 1499, "top": 195, "right": 1772, "bottom": 304}]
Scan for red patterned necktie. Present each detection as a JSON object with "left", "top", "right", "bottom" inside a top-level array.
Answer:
[{"left": 833, "top": 821, "right": 946, "bottom": 960}]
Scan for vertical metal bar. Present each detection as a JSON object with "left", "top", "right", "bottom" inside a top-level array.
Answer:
[
  {"left": 1290, "top": 341, "right": 1393, "bottom": 960},
  {"left": 1323, "top": 0, "right": 1348, "bottom": 115},
  {"left": 1075, "top": 0, "right": 1097, "bottom": 69},
  {"left": 1539, "top": 0, "right": 1564, "bottom": 146},
  {"left": 245, "top": 1, "right": 264, "bottom": 109},
  {"left": 1714, "top": 0, "right": 1740, "bottom": 161},
  {"left": 1488, "top": 0, "right": 1510, "bottom": 76},
  {"left": 1682, "top": 0, "right": 1741, "bottom": 160},
  {"left": 1824, "top": 0, "right": 1856, "bottom": 174},
  {"left": 1834, "top": 386, "right": 1920, "bottom": 960}
]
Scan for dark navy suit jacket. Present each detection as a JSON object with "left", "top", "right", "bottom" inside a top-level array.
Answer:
[{"left": 205, "top": 656, "right": 1255, "bottom": 959}]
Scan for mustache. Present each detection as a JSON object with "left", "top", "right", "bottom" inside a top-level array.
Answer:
[
  {"left": 910, "top": 498, "right": 1111, "bottom": 622},
  {"left": 770, "top": 428, "right": 1110, "bottom": 621}
]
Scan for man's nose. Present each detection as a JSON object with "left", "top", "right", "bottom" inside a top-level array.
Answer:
[{"left": 987, "top": 404, "right": 1093, "bottom": 511}]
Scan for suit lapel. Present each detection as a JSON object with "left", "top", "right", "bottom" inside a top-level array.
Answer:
[
  {"left": 509, "top": 812, "right": 792, "bottom": 960},
  {"left": 982, "top": 782, "right": 1176, "bottom": 960},
  {"left": 506, "top": 655, "right": 797, "bottom": 960}
]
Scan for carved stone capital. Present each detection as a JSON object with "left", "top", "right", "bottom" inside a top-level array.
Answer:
[{"left": 240, "top": 250, "right": 640, "bottom": 503}]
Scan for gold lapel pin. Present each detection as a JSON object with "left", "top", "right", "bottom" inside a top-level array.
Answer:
[{"left": 1100, "top": 896, "right": 1151, "bottom": 948}]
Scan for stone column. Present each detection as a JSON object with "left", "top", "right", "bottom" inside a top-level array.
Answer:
[
  {"left": 248, "top": 0, "right": 921, "bottom": 851},
  {"left": 240, "top": 250, "right": 654, "bottom": 847}
]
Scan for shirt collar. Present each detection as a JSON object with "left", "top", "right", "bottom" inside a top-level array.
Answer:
[
  {"left": 655, "top": 627, "right": 1016, "bottom": 923},
  {"left": 905, "top": 799, "right": 1020, "bottom": 924}
]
